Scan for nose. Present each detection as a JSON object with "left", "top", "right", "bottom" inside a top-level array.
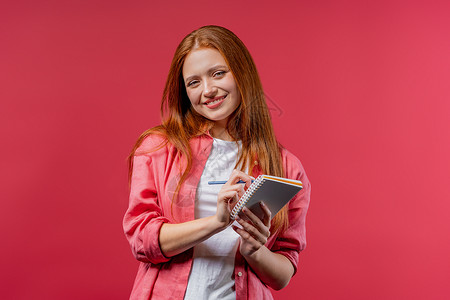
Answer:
[{"left": 203, "top": 78, "right": 218, "bottom": 98}]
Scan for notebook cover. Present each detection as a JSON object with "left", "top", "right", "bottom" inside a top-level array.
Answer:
[{"left": 242, "top": 177, "right": 302, "bottom": 220}]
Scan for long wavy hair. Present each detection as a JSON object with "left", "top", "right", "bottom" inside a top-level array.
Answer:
[{"left": 128, "top": 25, "right": 288, "bottom": 233}]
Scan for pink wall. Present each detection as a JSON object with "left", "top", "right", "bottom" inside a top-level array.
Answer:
[{"left": 1, "top": 0, "right": 449, "bottom": 299}]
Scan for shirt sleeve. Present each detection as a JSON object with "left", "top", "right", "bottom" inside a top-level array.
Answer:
[
  {"left": 123, "top": 152, "right": 171, "bottom": 264},
  {"left": 270, "top": 151, "right": 311, "bottom": 275}
]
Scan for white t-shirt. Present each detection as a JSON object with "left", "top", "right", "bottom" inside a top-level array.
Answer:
[{"left": 184, "top": 138, "right": 241, "bottom": 300}]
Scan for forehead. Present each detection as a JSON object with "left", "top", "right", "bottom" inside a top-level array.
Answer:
[{"left": 182, "top": 48, "right": 227, "bottom": 77}]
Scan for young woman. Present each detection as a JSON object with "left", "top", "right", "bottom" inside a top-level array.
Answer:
[{"left": 123, "top": 25, "right": 311, "bottom": 300}]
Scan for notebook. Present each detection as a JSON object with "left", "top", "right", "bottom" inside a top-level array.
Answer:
[{"left": 230, "top": 175, "right": 303, "bottom": 220}]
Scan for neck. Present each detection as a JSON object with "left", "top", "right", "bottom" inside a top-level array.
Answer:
[{"left": 210, "top": 121, "right": 233, "bottom": 141}]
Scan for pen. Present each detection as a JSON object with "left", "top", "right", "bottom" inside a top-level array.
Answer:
[{"left": 208, "top": 180, "right": 254, "bottom": 185}]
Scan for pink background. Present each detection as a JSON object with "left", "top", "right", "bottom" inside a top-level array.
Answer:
[{"left": 1, "top": 0, "right": 449, "bottom": 299}]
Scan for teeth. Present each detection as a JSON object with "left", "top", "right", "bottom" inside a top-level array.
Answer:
[{"left": 206, "top": 96, "right": 225, "bottom": 105}]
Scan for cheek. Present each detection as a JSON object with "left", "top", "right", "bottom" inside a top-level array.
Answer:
[
  {"left": 224, "top": 77, "right": 239, "bottom": 95},
  {"left": 186, "top": 90, "right": 200, "bottom": 105},
  {"left": 226, "top": 81, "right": 241, "bottom": 103}
]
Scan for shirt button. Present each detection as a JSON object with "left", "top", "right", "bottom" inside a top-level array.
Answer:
[{"left": 237, "top": 272, "right": 242, "bottom": 277}]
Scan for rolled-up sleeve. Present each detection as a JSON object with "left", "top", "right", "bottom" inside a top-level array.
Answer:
[
  {"left": 123, "top": 153, "right": 171, "bottom": 264},
  {"left": 271, "top": 152, "right": 311, "bottom": 275}
]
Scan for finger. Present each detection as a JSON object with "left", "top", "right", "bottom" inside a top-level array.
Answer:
[
  {"left": 228, "top": 193, "right": 240, "bottom": 210},
  {"left": 232, "top": 226, "right": 261, "bottom": 251},
  {"left": 241, "top": 207, "right": 263, "bottom": 226},
  {"left": 221, "top": 183, "right": 247, "bottom": 195},
  {"left": 241, "top": 207, "right": 270, "bottom": 238},
  {"left": 237, "top": 210, "right": 250, "bottom": 222},
  {"left": 237, "top": 184, "right": 245, "bottom": 198},
  {"left": 235, "top": 216, "right": 268, "bottom": 245},
  {"left": 239, "top": 203, "right": 271, "bottom": 229},
  {"left": 234, "top": 220, "right": 267, "bottom": 247},
  {"left": 227, "top": 183, "right": 248, "bottom": 192},
  {"left": 227, "top": 169, "right": 253, "bottom": 188},
  {"left": 219, "top": 190, "right": 238, "bottom": 202},
  {"left": 221, "top": 185, "right": 245, "bottom": 207},
  {"left": 259, "top": 202, "right": 272, "bottom": 227}
]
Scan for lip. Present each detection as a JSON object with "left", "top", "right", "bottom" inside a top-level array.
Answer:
[{"left": 203, "top": 95, "right": 227, "bottom": 109}]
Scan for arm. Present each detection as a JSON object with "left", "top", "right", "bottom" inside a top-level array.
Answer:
[
  {"left": 159, "top": 169, "right": 253, "bottom": 257},
  {"left": 242, "top": 244, "right": 294, "bottom": 290},
  {"left": 232, "top": 161, "right": 311, "bottom": 290},
  {"left": 233, "top": 205, "right": 294, "bottom": 290},
  {"left": 123, "top": 153, "right": 170, "bottom": 264},
  {"left": 159, "top": 216, "right": 223, "bottom": 257},
  {"left": 124, "top": 155, "right": 252, "bottom": 261}
]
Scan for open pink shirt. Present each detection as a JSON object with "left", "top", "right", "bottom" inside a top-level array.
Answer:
[{"left": 123, "top": 132, "right": 311, "bottom": 300}]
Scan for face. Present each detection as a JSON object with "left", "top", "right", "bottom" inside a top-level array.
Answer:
[{"left": 182, "top": 47, "right": 241, "bottom": 128}]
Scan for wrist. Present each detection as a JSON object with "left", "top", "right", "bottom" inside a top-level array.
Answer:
[
  {"left": 242, "top": 245, "right": 266, "bottom": 261},
  {"left": 209, "top": 215, "right": 229, "bottom": 233}
]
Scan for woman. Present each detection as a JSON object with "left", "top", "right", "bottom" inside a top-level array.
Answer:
[{"left": 123, "top": 25, "right": 311, "bottom": 300}]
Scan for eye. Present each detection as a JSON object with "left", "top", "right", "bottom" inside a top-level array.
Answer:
[
  {"left": 213, "top": 71, "right": 226, "bottom": 77},
  {"left": 187, "top": 80, "right": 199, "bottom": 87}
]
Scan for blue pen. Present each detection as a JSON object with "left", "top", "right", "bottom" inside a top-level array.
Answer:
[{"left": 208, "top": 180, "right": 254, "bottom": 185}]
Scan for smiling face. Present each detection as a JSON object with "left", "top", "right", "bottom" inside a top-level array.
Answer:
[{"left": 182, "top": 47, "right": 241, "bottom": 134}]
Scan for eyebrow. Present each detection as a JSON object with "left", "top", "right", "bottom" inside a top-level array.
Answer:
[{"left": 184, "top": 64, "right": 228, "bottom": 84}]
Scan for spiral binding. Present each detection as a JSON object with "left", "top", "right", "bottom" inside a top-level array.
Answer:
[{"left": 230, "top": 176, "right": 265, "bottom": 219}]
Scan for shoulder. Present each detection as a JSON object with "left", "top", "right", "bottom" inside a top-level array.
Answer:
[
  {"left": 134, "top": 127, "right": 170, "bottom": 156},
  {"left": 280, "top": 147, "right": 301, "bottom": 165},
  {"left": 280, "top": 147, "right": 304, "bottom": 173},
  {"left": 279, "top": 147, "right": 310, "bottom": 187}
]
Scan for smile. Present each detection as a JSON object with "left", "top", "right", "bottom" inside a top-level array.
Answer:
[{"left": 204, "top": 95, "right": 227, "bottom": 107}]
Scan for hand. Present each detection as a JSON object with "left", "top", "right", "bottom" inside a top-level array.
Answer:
[
  {"left": 215, "top": 170, "right": 253, "bottom": 228},
  {"left": 233, "top": 202, "right": 272, "bottom": 257}
]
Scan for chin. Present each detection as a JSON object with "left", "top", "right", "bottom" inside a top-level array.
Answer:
[{"left": 206, "top": 113, "right": 230, "bottom": 122}]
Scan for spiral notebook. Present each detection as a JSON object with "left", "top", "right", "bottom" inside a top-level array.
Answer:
[{"left": 230, "top": 175, "right": 303, "bottom": 220}]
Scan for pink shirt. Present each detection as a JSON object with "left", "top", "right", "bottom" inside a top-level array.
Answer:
[{"left": 123, "top": 132, "right": 311, "bottom": 300}]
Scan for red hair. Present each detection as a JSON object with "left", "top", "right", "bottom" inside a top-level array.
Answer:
[{"left": 128, "top": 25, "right": 288, "bottom": 233}]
